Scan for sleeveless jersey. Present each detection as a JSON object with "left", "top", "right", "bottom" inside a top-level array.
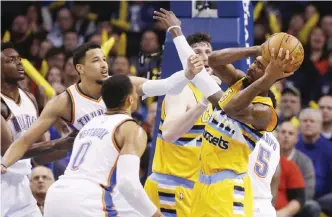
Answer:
[
  {"left": 1, "top": 89, "right": 38, "bottom": 176},
  {"left": 62, "top": 114, "right": 133, "bottom": 187},
  {"left": 152, "top": 83, "right": 213, "bottom": 182},
  {"left": 66, "top": 83, "right": 106, "bottom": 131},
  {"left": 248, "top": 132, "right": 280, "bottom": 200},
  {"left": 200, "top": 78, "right": 278, "bottom": 175}
]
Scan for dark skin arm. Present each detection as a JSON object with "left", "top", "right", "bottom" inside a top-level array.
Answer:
[
  {"left": 271, "top": 164, "right": 281, "bottom": 206},
  {"left": 1, "top": 115, "right": 76, "bottom": 159},
  {"left": 208, "top": 47, "right": 261, "bottom": 86},
  {"left": 1, "top": 92, "right": 72, "bottom": 169},
  {"left": 208, "top": 49, "right": 294, "bottom": 130}
]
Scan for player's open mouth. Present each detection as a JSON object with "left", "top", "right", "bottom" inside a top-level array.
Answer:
[
  {"left": 101, "top": 70, "right": 108, "bottom": 76},
  {"left": 204, "top": 66, "right": 210, "bottom": 70},
  {"left": 18, "top": 68, "right": 24, "bottom": 74}
]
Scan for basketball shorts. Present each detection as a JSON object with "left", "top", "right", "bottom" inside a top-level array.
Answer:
[
  {"left": 44, "top": 179, "right": 143, "bottom": 217},
  {"left": 1, "top": 174, "right": 42, "bottom": 217},
  {"left": 253, "top": 199, "right": 276, "bottom": 217},
  {"left": 191, "top": 170, "right": 253, "bottom": 217},
  {"left": 144, "top": 173, "right": 195, "bottom": 217}
]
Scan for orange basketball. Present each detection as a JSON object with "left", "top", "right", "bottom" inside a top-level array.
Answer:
[{"left": 262, "top": 32, "right": 304, "bottom": 73}]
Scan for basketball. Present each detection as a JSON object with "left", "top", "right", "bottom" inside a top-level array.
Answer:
[{"left": 262, "top": 32, "right": 304, "bottom": 73}]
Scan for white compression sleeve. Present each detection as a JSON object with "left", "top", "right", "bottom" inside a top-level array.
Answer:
[
  {"left": 173, "top": 35, "right": 195, "bottom": 69},
  {"left": 191, "top": 68, "right": 222, "bottom": 98},
  {"left": 116, "top": 155, "right": 157, "bottom": 217},
  {"left": 142, "top": 70, "right": 189, "bottom": 97}
]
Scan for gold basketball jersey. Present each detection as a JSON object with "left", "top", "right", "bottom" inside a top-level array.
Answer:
[
  {"left": 152, "top": 84, "right": 213, "bottom": 182},
  {"left": 200, "top": 77, "right": 278, "bottom": 175}
]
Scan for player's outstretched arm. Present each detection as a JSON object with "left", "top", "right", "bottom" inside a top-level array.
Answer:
[
  {"left": 1, "top": 92, "right": 70, "bottom": 170},
  {"left": 153, "top": 8, "right": 193, "bottom": 68},
  {"left": 115, "top": 121, "right": 163, "bottom": 217},
  {"left": 221, "top": 49, "right": 294, "bottom": 130},
  {"left": 208, "top": 46, "right": 262, "bottom": 86}
]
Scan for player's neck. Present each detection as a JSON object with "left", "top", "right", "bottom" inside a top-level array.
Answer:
[
  {"left": 1, "top": 81, "right": 19, "bottom": 100},
  {"left": 105, "top": 108, "right": 131, "bottom": 116},
  {"left": 79, "top": 80, "right": 101, "bottom": 99}
]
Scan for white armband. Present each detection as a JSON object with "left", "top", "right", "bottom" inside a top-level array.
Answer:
[
  {"left": 173, "top": 35, "right": 195, "bottom": 69},
  {"left": 116, "top": 155, "right": 157, "bottom": 217},
  {"left": 191, "top": 69, "right": 221, "bottom": 98},
  {"left": 142, "top": 70, "right": 189, "bottom": 97}
]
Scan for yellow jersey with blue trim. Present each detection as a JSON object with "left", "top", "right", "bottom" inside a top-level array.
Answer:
[
  {"left": 200, "top": 77, "right": 278, "bottom": 175},
  {"left": 152, "top": 83, "right": 213, "bottom": 182}
]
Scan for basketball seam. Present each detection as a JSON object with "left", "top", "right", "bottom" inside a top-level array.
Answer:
[{"left": 289, "top": 40, "right": 300, "bottom": 55}]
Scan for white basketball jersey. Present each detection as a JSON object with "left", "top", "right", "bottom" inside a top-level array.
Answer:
[
  {"left": 66, "top": 84, "right": 106, "bottom": 131},
  {"left": 62, "top": 114, "right": 133, "bottom": 187},
  {"left": 248, "top": 132, "right": 280, "bottom": 200},
  {"left": 1, "top": 89, "right": 38, "bottom": 176}
]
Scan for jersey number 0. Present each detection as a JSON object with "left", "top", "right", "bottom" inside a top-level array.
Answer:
[{"left": 70, "top": 141, "right": 91, "bottom": 170}]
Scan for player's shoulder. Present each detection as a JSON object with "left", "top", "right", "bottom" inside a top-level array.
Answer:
[{"left": 116, "top": 119, "right": 147, "bottom": 140}]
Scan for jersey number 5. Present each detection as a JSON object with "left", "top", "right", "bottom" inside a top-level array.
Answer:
[
  {"left": 254, "top": 146, "right": 271, "bottom": 178},
  {"left": 70, "top": 141, "right": 91, "bottom": 170}
]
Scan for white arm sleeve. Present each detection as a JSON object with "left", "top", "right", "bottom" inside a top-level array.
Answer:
[
  {"left": 142, "top": 70, "right": 189, "bottom": 97},
  {"left": 116, "top": 155, "right": 157, "bottom": 217},
  {"left": 191, "top": 69, "right": 222, "bottom": 98},
  {"left": 173, "top": 35, "right": 195, "bottom": 69}
]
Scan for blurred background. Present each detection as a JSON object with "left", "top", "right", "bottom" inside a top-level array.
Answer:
[{"left": 1, "top": 1, "right": 332, "bottom": 216}]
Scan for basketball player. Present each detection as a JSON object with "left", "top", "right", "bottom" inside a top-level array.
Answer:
[
  {"left": 1, "top": 42, "right": 75, "bottom": 217},
  {"left": 154, "top": 8, "right": 295, "bottom": 217},
  {"left": 44, "top": 75, "right": 165, "bottom": 217},
  {"left": 144, "top": 33, "right": 217, "bottom": 217},
  {"left": 1, "top": 42, "right": 201, "bottom": 171}
]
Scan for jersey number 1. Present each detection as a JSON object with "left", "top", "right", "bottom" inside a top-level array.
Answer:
[
  {"left": 71, "top": 142, "right": 91, "bottom": 170},
  {"left": 254, "top": 146, "right": 271, "bottom": 178}
]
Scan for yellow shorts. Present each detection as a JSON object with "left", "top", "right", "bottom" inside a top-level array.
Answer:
[
  {"left": 144, "top": 173, "right": 195, "bottom": 217},
  {"left": 191, "top": 171, "right": 253, "bottom": 217}
]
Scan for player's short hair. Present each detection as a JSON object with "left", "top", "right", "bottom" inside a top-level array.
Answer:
[
  {"left": 72, "top": 43, "right": 101, "bottom": 68},
  {"left": 100, "top": 75, "right": 133, "bottom": 109},
  {"left": 186, "top": 32, "right": 212, "bottom": 46},
  {"left": 1, "top": 41, "right": 15, "bottom": 51}
]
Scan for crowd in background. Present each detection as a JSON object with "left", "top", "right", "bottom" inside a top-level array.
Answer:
[{"left": 1, "top": 1, "right": 332, "bottom": 216}]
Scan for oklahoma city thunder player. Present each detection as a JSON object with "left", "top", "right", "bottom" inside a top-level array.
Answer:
[
  {"left": 1, "top": 42, "right": 200, "bottom": 172},
  {"left": 44, "top": 75, "right": 162, "bottom": 217},
  {"left": 1, "top": 42, "right": 42, "bottom": 217},
  {"left": 248, "top": 132, "right": 281, "bottom": 217},
  {"left": 144, "top": 34, "right": 214, "bottom": 217}
]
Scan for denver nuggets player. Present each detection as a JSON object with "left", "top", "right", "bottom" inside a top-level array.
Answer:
[
  {"left": 1, "top": 42, "right": 75, "bottom": 217},
  {"left": 1, "top": 42, "right": 200, "bottom": 172},
  {"left": 144, "top": 33, "right": 215, "bottom": 217},
  {"left": 154, "top": 8, "right": 295, "bottom": 217},
  {"left": 44, "top": 75, "right": 162, "bottom": 217}
]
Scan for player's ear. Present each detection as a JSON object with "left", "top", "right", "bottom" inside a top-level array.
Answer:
[
  {"left": 76, "top": 64, "right": 84, "bottom": 75},
  {"left": 128, "top": 95, "right": 134, "bottom": 105}
]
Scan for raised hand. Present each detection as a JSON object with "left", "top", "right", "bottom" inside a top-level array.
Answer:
[
  {"left": 264, "top": 48, "right": 295, "bottom": 81},
  {"left": 153, "top": 8, "right": 181, "bottom": 30},
  {"left": 185, "top": 55, "right": 204, "bottom": 80}
]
